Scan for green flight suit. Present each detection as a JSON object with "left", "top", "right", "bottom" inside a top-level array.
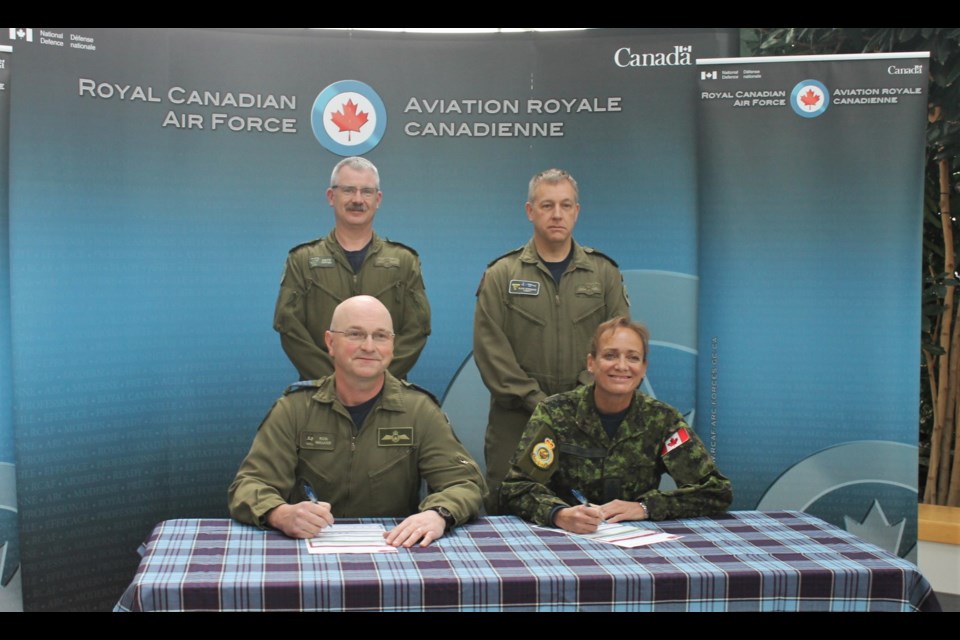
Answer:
[
  {"left": 274, "top": 230, "right": 431, "bottom": 380},
  {"left": 500, "top": 384, "right": 733, "bottom": 525},
  {"left": 473, "top": 238, "right": 629, "bottom": 514},
  {"left": 228, "top": 372, "right": 486, "bottom": 528}
]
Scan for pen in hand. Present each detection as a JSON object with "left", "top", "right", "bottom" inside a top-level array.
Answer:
[
  {"left": 571, "top": 489, "right": 606, "bottom": 523},
  {"left": 303, "top": 481, "right": 320, "bottom": 504}
]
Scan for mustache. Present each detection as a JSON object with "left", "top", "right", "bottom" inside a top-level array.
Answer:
[{"left": 346, "top": 204, "right": 367, "bottom": 212}]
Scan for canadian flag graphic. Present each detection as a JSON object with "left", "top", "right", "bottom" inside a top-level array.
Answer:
[{"left": 661, "top": 428, "right": 690, "bottom": 456}]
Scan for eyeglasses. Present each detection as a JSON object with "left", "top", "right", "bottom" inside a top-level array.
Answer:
[
  {"left": 329, "top": 329, "right": 395, "bottom": 343},
  {"left": 333, "top": 185, "right": 378, "bottom": 198}
]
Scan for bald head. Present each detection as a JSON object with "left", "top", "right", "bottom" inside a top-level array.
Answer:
[
  {"left": 325, "top": 296, "right": 396, "bottom": 393},
  {"left": 329, "top": 295, "right": 394, "bottom": 333}
]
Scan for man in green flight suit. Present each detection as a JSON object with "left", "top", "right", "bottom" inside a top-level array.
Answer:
[
  {"left": 473, "top": 168, "right": 630, "bottom": 514},
  {"left": 274, "top": 156, "right": 430, "bottom": 381},
  {"left": 230, "top": 295, "right": 485, "bottom": 547}
]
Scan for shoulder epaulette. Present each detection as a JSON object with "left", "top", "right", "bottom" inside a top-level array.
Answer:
[
  {"left": 284, "top": 379, "right": 324, "bottom": 395},
  {"left": 581, "top": 246, "right": 620, "bottom": 268},
  {"left": 399, "top": 379, "right": 442, "bottom": 407},
  {"left": 486, "top": 246, "right": 525, "bottom": 268},
  {"left": 288, "top": 236, "right": 326, "bottom": 255},
  {"left": 381, "top": 238, "right": 420, "bottom": 257}
]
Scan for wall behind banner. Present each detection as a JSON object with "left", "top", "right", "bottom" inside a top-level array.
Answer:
[{"left": 6, "top": 28, "right": 738, "bottom": 610}]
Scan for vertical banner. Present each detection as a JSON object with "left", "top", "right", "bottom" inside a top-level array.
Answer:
[
  {"left": 7, "top": 29, "right": 736, "bottom": 610},
  {"left": 697, "top": 53, "right": 929, "bottom": 558},
  {"left": 0, "top": 43, "right": 21, "bottom": 612}
]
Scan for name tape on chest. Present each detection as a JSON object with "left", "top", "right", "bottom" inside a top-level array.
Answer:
[
  {"left": 661, "top": 428, "right": 691, "bottom": 456},
  {"left": 378, "top": 427, "right": 414, "bottom": 446},
  {"left": 309, "top": 256, "right": 336, "bottom": 268},
  {"left": 509, "top": 279, "right": 541, "bottom": 296},
  {"left": 301, "top": 432, "right": 335, "bottom": 450}
]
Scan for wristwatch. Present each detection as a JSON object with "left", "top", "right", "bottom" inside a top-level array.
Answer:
[{"left": 429, "top": 506, "right": 455, "bottom": 531}]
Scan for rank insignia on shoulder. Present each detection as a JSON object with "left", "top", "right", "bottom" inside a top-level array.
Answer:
[
  {"left": 509, "top": 279, "right": 540, "bottom": 296},
  {"left": 531, "top": 438, "right": 555, "bottom": 469},
  {"left": 661, "top": 428, "right": 691, "bottom": 456},
  {"left": 378, "top": 427, "right": 413, "bottom": 446},
  {"left": 309, "top": 256, "right": 335, "bottom": 268}
]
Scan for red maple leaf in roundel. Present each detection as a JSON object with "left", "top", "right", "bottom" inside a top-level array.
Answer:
[
  {"left": 800, "top": 89, "right": 821, "bottom": 107},
  {"left": 330, "top": 99, "right": 369, "bottom": 141}
]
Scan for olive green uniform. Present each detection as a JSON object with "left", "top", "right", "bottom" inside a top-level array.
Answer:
[
  {"left": 473, "top": 238, "right": 629, "bottom": 513},
  {"left": 228, "top": 372, "right": 486, "bottom": 528},
  {"left": 500, "top": 384, "right": 732, "bottom": 525},
  {"left": 274, "top": 230, "right": 431, "bottom": 380}
]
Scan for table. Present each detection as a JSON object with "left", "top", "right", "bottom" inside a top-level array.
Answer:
[{"left": 114, "top": 510, "right": 940, "bottom": 612}]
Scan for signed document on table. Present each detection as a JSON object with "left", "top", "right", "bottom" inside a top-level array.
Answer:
[
  {"left": 536, "top": 522, "right": 681, "bottom": 548},
  {"left": 305, "top": 523, "right": 397, "bottom": 554}
]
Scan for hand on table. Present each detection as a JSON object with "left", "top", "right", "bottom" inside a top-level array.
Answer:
[
  {"left": 599, "top": 499, "right": 648, "bottom": 522},
  {"left": 267, "top": 501, "right": 334, "bottom": 538},
  {"left": 384, "top": 510, "right": 446, "bottom": 548}
]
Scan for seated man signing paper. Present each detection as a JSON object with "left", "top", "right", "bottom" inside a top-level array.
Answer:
[{"left": 229, "top": 295, "right": 486, "bottom": 547}]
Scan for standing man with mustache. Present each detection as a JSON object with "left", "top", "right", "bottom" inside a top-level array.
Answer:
[
  {"left": 473, "top": 168, "right": 630, "bottom": 514},
  {"left": 274, "top": 157, "right": 430, "bottom": 381}
]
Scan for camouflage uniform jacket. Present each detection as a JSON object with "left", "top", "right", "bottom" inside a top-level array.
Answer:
[
  {"left": 273, "top": 229, "right": 431, "bottom": 380},
  {"left": 500, "top": 384, "right": 732, "bottom": 525},
  {"left": 228, "top": 372, "right": 486, "bottom": 529}
]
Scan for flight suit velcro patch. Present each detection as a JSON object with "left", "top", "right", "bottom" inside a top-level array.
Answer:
[
  {"left": 575, "top": 282, "right": 602, "bottom": 296},
  {"left": 301, "top": 432, "right": 335, "bottom": 450},
  {"left": 378, "top": 427, "right": 413, "bottom": 446},
  {"left": 374, "top": 257, "right": 401, "bottom": 268},
  {"left": 309, "top": 256, "right": 336, "bottom": 268},
  {"left": 509, "top": 279, "right": 540, "bottom": 296}
]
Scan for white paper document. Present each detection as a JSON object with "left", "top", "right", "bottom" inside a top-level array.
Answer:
[
  {"left": 537, "top": 522, "right": 680, "bottom": 548},
  {"left": 305, "top": 523, "right": 398, "bottom": 554}
]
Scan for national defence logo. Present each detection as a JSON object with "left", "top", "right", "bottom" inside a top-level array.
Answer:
[
  {"left": 311, "top": 80, "right": 387, "bottom": 156},
  {"left": 790, "top": 79, "right": 829, "bottom": 118}
]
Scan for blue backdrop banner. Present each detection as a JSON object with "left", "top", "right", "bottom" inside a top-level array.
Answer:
[
  {"left": 696, "top": 52, "right": 929, "bottom": 559},
  {"left": 7, "top": 28, "right": 737, "bottom": 610}
]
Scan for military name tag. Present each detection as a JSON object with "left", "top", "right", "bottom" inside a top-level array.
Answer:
[
  {"left": 374, "top": 257, "right": 401, "bottom": 268},
  {"left": 309, "top": 256, "right": 336, "bottom": 268},
  {"left": 301, "top": 432, "right": 335, "bottom": 450},
  {"left": 509, "top": 279, "right": 540, "bottom": 296},
  {"left": 378, "top": 427, "right": 413, "bottom": 446}
]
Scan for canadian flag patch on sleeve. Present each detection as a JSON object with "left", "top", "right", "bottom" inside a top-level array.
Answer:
[{"left": 661, "top": 428, "right": 691, "bottom": 456}]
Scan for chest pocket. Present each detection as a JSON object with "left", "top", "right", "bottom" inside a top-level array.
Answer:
[
  {"left": 366, "top": 446, "right": 418, "bottom": 517},
  {"left": 571, "top": 282, "right": 606, "bottom": 324}
]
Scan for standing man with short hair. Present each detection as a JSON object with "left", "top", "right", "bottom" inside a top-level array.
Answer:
[
  {"left": 473, "top": 169, "right": 630, "bottom": 514},
  {"left": 274, "top": 157, "right": 430, "bottom": 381}
]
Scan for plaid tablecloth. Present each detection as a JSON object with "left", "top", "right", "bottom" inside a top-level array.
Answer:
[{"left": 114, "top": 510, "right": 939, "bottom": 612}]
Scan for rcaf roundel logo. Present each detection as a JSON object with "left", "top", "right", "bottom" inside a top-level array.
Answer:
[
  {"left": 790, "top": 79, "right": 829, "bottom": 118},
  {"left": 311, "top": 80, "right": 387, "bottom": 156}
]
